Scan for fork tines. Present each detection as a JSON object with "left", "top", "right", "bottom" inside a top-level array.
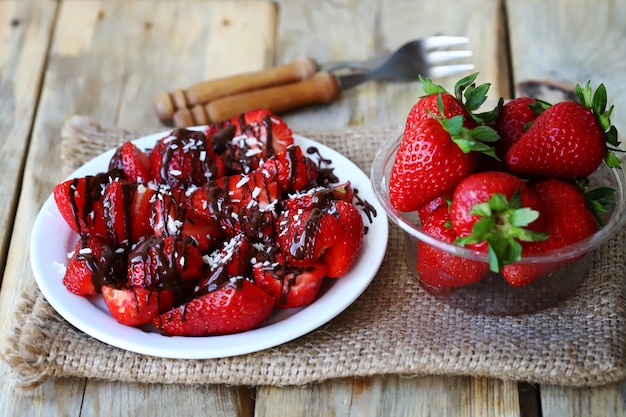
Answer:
[{"left": 423, "top": 36, "right": 475, "bottom": 78}]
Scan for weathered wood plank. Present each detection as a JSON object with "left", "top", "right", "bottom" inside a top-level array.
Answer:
[
  {"left": 256, "top": 376, "right": 521, "bottom": 417},
  {"left": 506, "top": 0, "right": 626, "bottom": 415},
  {"left": 0, "top": 0, "right": 275, "bottom": 416},
  {"left": 277, "top": 0, "right": 506, "bottom": 130},
  {"left": 0, "top": 0, "right": 54, "bottom": 277},
  {"left": 0, "top": 2, "right": 88, "bottom": 417},
  {"left": 505, "top": 0, "right": 626, "bottom": 132},
  {"left": 540, "top": 381, "right": 626, "bottom": 417}
]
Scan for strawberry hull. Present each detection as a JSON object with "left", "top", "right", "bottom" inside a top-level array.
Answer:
[{"left": 371, "top": 128, "right": 626, "bottom": 315}]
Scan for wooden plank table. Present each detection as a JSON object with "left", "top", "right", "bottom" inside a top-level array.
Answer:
[{"left": 0, "top": 0, "right": 624, "bottom": 415}]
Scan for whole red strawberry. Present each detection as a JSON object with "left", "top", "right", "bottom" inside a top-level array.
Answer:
[
  {"left": 390, "top": 118, "right": 478, "bottom": 212},
  {"left": 501, "top": 179, "right": 603, "bottom": 286},
  {"left": 416, "top": 205, "right": 488, "bottom": 288},
  {"left": 493, "top": 97, "right": 548, "bottom": 160},
  {"left": 390, "top": 80, "right": 501, "bottom": 213},
  {"left": 505, "top": 82, "right": 620, "bottom": 179},
  {"left": 450, "top": 171, "right": 547, "bottom": 271},
  {"left": 408, "top": 73, "right": 500, "bottom": 130}
]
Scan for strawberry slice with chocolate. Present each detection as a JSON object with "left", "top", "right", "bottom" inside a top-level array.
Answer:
[
  {"left": 153, "top": 277, "right": 274, "bottom": 336},
  {"left": 206, "top": 109, "right": 294, "bottom": 174},
  {"left": 63, "top": 236, "right": 123, "bottom": 295},
  {"left": 198, "top": 234, "right": 254, "bottom": 295},
  {"left": 53, "top": 172, "right": 117, "bottom": 237},
  {"left": 253, "top": 254, "right": 327, "bottom": 308},
  {"left": 109, "top": 141, "right": 153, "bottom": 184},
  {"left": 186, "top": 171, "right": 279, "bottom": 239},
  {"left": 102, "top": 285, "right": 175, "bottom": 327},
  {"left": 150, "top": 128, "right": 225, "bottom": 191},
  {"left": 322, "top": 200, "right": 365, "bottom": 278},
  {"left": 101, "top": 180, "right": 155, "bottom": 246},
  {"left": 128, "top": 236, "right": 204, "bottom": 290},
  {"left": 277, "top": 206, "right": 342, "bottom": 265},
  {"left": 261, "top": 144, "right": 318, "bottom": 193}
]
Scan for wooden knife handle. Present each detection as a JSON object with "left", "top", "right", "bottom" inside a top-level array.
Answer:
[
  {"left": 154, "top": 58, "right": 318, "bottom": 124},
  {"left": 172, "top": 72, "right": 341, "bottom": 127}
]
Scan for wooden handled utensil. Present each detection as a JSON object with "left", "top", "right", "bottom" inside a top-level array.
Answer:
[
  {"left": 172, "top": 72, "right": 341, "bottom": 127},
  {"left": 158, "top": 36, "right": 475, "bottom": 127},
  {"left": 153, "top": 58, "right": 317, "bottom": 124}
]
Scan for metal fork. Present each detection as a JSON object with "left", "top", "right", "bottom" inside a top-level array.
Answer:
[
  {"left": 160, "top": 36, "right": 475, "bottom": 126},
  {"left": 320, "top": 36, "right": 475, "bottom": 90}
]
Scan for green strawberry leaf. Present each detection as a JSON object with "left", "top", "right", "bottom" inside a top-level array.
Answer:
[
  {"left": 464, "top": 83, "right": 490, "bottom": 112},
  {"left": 592, "top": 83, "right": 608, "bottom": 115},
  {"left": 576, "top": 81, "right": 622, "bottom": 170},
  {"left": 528, "top": 99, "right": 552, "bottom": 115},
  {"left": 577, "top": 179, "right": 616, "bottom": 224},
  {"left": 453, "top": 73, "right": 480, "bottom": 101},
  {"left": 470, "top": 125, "right": 501, "bottom": 142},
  {"left": 454, "top": 190, "right": 549, "bottom": 272},
  {"left": 430, "top": 93, "right": 502, "bottom": 159},
  {"left": 576, "top": 81, "right": 593, "bottom": 107},
  {"left": 419, "top": 75, "right": 448, "bottom": 95}
]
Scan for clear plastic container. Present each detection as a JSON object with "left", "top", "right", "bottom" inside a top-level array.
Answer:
[{"left": 370, "top": 128, "right": 626, "bottom": 315}]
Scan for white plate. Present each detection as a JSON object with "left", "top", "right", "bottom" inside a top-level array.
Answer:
[{"left": 31, "top": 129, "right": 388, "bottom": 359}]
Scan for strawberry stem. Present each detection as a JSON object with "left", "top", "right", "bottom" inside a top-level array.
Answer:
[
  {"left": 419, "top": 72, "right": 502, "bottom": 124},
  {"left": 430, "top": 94, "right": 501, "bottom": 160},
  {"left": 454, "top": 189, "right": 548, "bottom": 272},
  {"left": 576, "top": 178, "right": 616, "bottom": 225},
  {"left": 575, "top": 81, "right": 622, "bottom": 169}
]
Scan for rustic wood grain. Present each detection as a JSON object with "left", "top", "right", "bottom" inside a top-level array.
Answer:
[
  {"left": 0, "top": 0, "right": 55, "bottom": 282},
  {"left": 505, "top": 0, "right": 626, "bottom": 133},
  {"left": 506, "top": 0, "right": 626, "bottom": 415},
  {"left": 256, "top": 376, "right": 521, "bottom": 417},
  {"left": 0, "top": 2, "right": 86, "bottom": 417},
  {"left": 2, "top": 0, "right": 625, "bottom": 416},
  {"left": 0, "top": 0, "right": 274, "bottom": 415}
]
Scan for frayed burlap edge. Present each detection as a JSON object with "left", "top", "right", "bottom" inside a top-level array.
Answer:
[{"left": 4, "top": 116, "right": 626, "bottom": 389}]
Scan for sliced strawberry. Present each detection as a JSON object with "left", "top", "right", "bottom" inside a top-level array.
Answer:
[
  {"left": 322, "top": 201, "right": 364, "bottom": 278},
  {"left": 109, "top": 141, "right": 152, "bottom": 184},
  {"left": 416, "top": 206, "right": 489, "bottom": 288},
  {"left": 196, "top": 234, "right": 253, "bottom": 294},
  {"left": 150, "top": 128, "right": 225, "bottom": 191},
  {"left": 63, "top": 236, "right": 121, "bottom": 295},
  {"left": 102, "top": 285, "right": 175, "bottom": 326},
  {"left": 53, "top": 173, "right": 114, "bottom": 237},
  {"left": 128, "top": 236, "right": 204, "bottom": 290},
  {"left": 254, "top": 259, "right": 327, "bottom": 308},
  {"left": 206, "top": 109, "right": 294, "bottom": 173},
  {"left": 277, "top": 207, "right": 342, "bottom": 265},
  {"left": 153, "top": 277, "right": 274, "bottom": 336},
  {"left": 282, "top": 182, "right": 355, "bottom": 212},
  {"left": 261, "top": 145, "right": 318, "bottom": 193},
  {"left": 180, "top": 212, "right": 224, "bottom": 253},
  {"left": 186, "top": 171, "right": 279, "bottom": 239},
  {"left": 148, "top": 183, "right": 185, "bottom": 238},
  {"left": 102, "top": 180, "right": 154, "bottom": 246}
]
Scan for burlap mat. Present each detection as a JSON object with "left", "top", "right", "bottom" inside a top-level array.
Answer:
[{"left": 3, "top": 115, "right": 626, "bottom": 389}]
